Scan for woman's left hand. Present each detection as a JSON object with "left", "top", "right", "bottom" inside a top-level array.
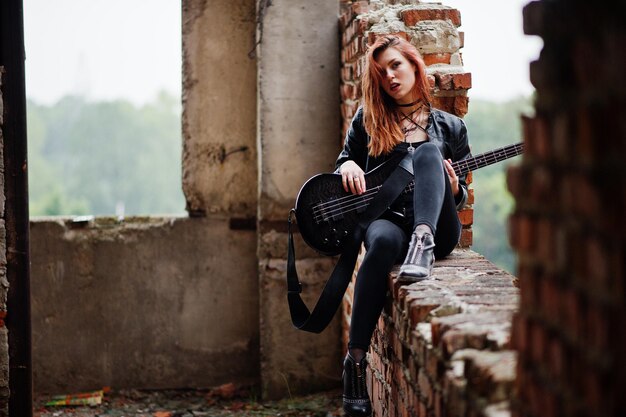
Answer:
[{"left": 444, "top": 159, "right": 459, "bottom": 196}]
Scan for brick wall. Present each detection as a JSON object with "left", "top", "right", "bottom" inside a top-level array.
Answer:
[
  {"left": 0, "top": 66, "right": 9, "bottom": 416},
  {"left": 508, "top": 2, "right": 626, "bottom": 417},
  {"left": 339, "top": 2, "right": 521, "bottom": 417},
  {"left": 367, "top": 255, "right": 518, "bottom": 417},
  {"left": 339, "top": 0, "right": 473, "bottom": 248}
]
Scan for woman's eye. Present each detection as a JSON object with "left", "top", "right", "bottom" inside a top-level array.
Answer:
[{"left": 392, "top": 62, "right": 400, "bottom": 69}]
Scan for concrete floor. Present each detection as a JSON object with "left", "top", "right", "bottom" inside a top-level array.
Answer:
[{"left": 34, "top": 387, "right": 343, "bottom": 417}]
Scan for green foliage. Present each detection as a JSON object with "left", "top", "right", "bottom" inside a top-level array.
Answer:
[
  {"left": 464, "top": 96, "right": 533, "bottom": 273},
  {"left": 27, "top": 91, "right": 529, "bottom": 273},
  {"left": 27, "top": 92, "right": 185, "bottom": 216}
]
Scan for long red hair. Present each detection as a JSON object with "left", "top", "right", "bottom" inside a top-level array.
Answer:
[{"left": 362, "top": 35, "right": 432, "bottom": 156}]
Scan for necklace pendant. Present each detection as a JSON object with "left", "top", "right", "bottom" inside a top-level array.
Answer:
[{"left": 407, "top": 143, "right": 414, "bottom": 153}]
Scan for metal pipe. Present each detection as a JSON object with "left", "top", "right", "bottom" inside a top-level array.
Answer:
[{"left": 0, "top": 0, "right": 34, "bottom": 414}]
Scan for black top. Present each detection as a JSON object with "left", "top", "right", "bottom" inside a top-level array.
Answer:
[{"left": 335, "top": 106, "right": 472, "bottom": 209}]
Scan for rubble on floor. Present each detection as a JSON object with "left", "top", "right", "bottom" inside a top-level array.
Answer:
[{"left": 34, "top": 386, "right": 343, "bottom": 417}]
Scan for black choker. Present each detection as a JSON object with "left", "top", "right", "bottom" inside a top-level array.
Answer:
[{"left": 397, "top": 100, "right": 421, "bottom": 107}]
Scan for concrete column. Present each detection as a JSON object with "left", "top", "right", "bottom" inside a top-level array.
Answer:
[
  {"left": 257, "top": 0, "right": 343, "bottom": 399},
  {"left": 182, "top": 0, "right": 258, "bottom": 218}
]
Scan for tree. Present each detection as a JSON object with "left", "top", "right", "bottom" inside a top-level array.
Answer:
[
  {"left": 464, "top": 96, "right": 533, "bottom": 272},
  {"left": 27, "top": 92, "right": 185, "bottom": 217}
]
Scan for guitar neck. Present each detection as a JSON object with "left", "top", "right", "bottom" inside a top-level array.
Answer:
[{"left": 452, "top": 142, "right": 524, "bottom": 176}]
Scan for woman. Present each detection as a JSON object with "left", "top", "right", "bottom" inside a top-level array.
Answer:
[{"left": 337, "top": 35, "right": 471, "bottom": 417}]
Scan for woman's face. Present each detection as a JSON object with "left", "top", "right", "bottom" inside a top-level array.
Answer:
[{"left": 375, "top": 47, "right": 417, "bottom": 105}]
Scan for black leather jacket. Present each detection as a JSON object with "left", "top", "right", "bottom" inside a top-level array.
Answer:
[{"left": 335, "top": 106, "right": 472, "bottom": 210}]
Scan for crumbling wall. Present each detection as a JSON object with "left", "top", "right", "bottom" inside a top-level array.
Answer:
[
  {"left": 30, "top": 0, "right": 264, "bottom": 394},
  {"left": 182, "top": 0, "right": 258, "bottom": 218},
  {"left": 0, "top": 66, "right": 9, "bottom": 416},
  {"left": 30, "top": 0, "right": 346, "bottom": 397},
  {"left": 30, "top": 216, "right": 259, "bottom": 392},
  {"left": 508, "top": 2, "right": 626, "bottom": 416}
]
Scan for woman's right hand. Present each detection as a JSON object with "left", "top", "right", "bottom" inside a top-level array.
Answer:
[{"left": 340, "top": 160, "right": 366, "bottom": 195}]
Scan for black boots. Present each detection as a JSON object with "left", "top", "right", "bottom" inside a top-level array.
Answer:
[
  {"left": 398, "top": 231, "right": 435, "bottom": 281},
  {"left": 342, "top": 353, "right": 372, "bottom": 417}
]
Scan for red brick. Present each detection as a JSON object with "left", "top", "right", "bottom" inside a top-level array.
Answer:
[
  {"left": 423, "top": 53, "right": 451, "bottom": 66},
  {"left": 458, "top": 208, "right": 473, "bottom": 226},
  {"left": 529, "top": 321, "right": 545, "bottom": 365},
  {"left": 466, "top": 188, "right": 474, "bottom": 205},
  {"left": 524, "top": 114, "right": 551, "bottom": 160},
  {"left": 367, "top": 31, "right": 410, "bottom": 46},
  {"left": 339, "top": 10, "right": 353, "bottom": 30},
  {"left": 351, "top": 1, "right": 370, "bottom": 15},
  {"left": 431, "top": 96, "right": 454, "bottom": 114},
  {"left": 546, "top": 336, "right": 563, "bottom": 380},
  {"left": 434, "top": 391, "right": 443, "bottom": 417},
  {"left": 552, "top": 113, "right": 571, "bottom": 162},
  {"left": 506, "top": 165, "right": 524, "bottom": 200},
  {"left": 418, "top": 401, "right": 427, "bottom": 417},
  {"left": 511, "top": 313, "right": 528, "bottom": 356},
  {"left": 536, "top": 219, "right": 554, "bottom": 265},
  {"left": 441, "top": 330, "right": 467, "bottom": 357},
  {"left": 417, "top": 369, "right": 433, "bottom": 408},
  {"left": 575, "top": 176, "right": 600, "bottom": 218},
  {"left": 529, "top": 166, "right": 553, "bottom": 206},
  {"left": 584, "top": 370, "right": 603, "bottom": 413},
  {"left": 453, "top": 95, "right": 469, "bottom": 117},
  {"left": 511, "top": 214, "right": 535, "bottom": 253},
  {"left": 576, "top": 108, "right": 594, "bottom": 163},
  {"left": 409, "top": 298, "right": 442, "bottom": 327},
  {"left": 562, "top": 289, "right": 581, "bottom": 340},
  {"left": 452, "top": 73, "right": 471, "bottom": 89},
  {"left": 587, "top": 307, "right": 608, "bottom": 352},
  {"left": 401, "top": 8, "right": 461, "bottom": 27},
  {"left": 459, "top": 227, "right": 472, "bottom": 247}
]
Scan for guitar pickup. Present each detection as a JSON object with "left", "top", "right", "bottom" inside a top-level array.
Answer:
[{"left": 321, "top": 197, "right": 344, "bottom": 222}]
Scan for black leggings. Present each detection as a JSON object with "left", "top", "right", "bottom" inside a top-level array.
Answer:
[{"left": 348, "top": 142, "right": 461, "bottom": 350}]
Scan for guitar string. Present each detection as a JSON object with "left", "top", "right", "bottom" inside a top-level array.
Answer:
[
  {"left": 313, "top": 144, "right": 524, "bottom": 222},
  {"left": 313, "top": 143, "right": 523, "bottom": 219},
  {"left": 315, "top": 144, "right": 521, "bottom": 213},
  {"left": 312, "top": 143, "right": 523, "bottom": 222}
]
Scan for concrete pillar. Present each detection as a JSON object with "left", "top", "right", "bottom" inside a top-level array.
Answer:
[
  {"left": 257, "top": 0, "right": 343, "bottom": 399},
  {"left": 182, "top": 0, "right": 258, "bottom": 218}
]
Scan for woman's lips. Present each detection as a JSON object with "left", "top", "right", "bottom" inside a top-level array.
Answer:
[{"left": 390, "top": 82, "right": 400, "bottom": 92}]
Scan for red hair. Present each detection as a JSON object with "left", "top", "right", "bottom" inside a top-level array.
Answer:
[{"left": 362, "top": 35, "right": 432, "bottom": 156}]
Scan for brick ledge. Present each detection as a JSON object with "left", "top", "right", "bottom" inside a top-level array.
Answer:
[{"left": 345, "top": 249, "right": 519, "bottom": 417}]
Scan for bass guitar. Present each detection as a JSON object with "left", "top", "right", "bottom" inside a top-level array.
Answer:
[{"left": 293, "top": 142, "right": 523, "bottom": 256}]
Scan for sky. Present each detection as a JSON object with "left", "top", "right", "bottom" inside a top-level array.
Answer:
[
  {"left": 443, "top": 0, "right": 543, "bottom": 101},
  {"left": 23, "top": 0, "right": 182, "bottom": 106},
  {"left": 23, "top": 0, "right": 542, "bottom": 106}
]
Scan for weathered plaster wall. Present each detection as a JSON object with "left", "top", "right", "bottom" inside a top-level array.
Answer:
[
  {"left": 257, "top": 0, "right": 343, "bottom": 399},
  {"left": 182, "top": 0, "right": 257, "bottom": 217},
  {"left": 30, "top": 217, "right": 259, "bottom": 393},
  {"left": 0, "top": 67, "right": 9, "bottom": 416},
  {"left": 31, "top": 0, "right": 345, "bottom": 398}
]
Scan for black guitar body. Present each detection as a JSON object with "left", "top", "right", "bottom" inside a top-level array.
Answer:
[
  {"left": 294, "top": 160, "right": 400, "bottom": 256},
  {"left": 294, "top": 142, "right": 523, "bottom": 256}
]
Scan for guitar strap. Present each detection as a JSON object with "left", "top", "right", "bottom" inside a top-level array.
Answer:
[{"left": 287, "top": 152, "right": 414, "bottom": 333}]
